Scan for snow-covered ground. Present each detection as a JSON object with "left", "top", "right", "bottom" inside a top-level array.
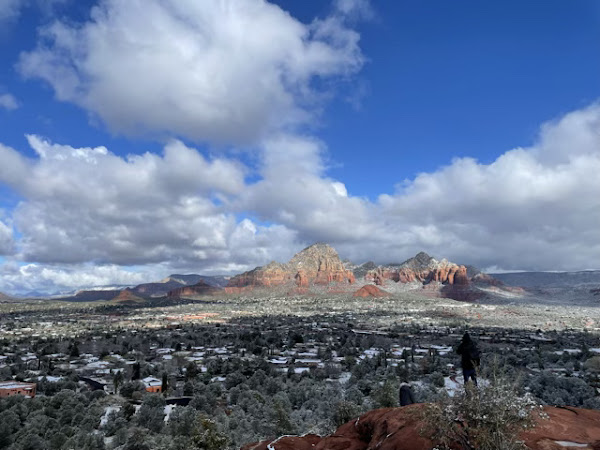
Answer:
[{"left": 444, "top": 376, "right": 489, "bottom": 397}]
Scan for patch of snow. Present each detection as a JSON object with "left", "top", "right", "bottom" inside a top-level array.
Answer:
[
  {"left": 100, "top": 406, "right": 121, "bottom": 427},
  {"left": 553, "top": 349, "right": 581, "bottom": 355},
  {"left": 444, "top": 376, "right": 463, "bottom": 397},
  {"left": 338, "top": 372, "right": 351, "bottom": 384},
  {"left": 266, "top": 435, "right": 295, "bottom": 450},
  {"left": 164, "top": 404, "right": 176, "bottom": 422}
]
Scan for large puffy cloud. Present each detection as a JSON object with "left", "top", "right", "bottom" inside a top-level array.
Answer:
[
  {"left": 0, "top": 136, "right": 252, "bottom": 267},
  {"left": 19, "top": 0, "right": 364, "bottom": 144},
  {"left": 241, "top": 134, "right": 376, "bottom": 243},
  {"left": 0, "top": 261, "right": 157, "bottom": 295},
  {"left": 0, "top": 218, "right": 298, "bottom": 295},
  {"left": 0, "top": 135, "right": 303, "bottom": 294},
  {"left": 237, "top": 104, "right": 600, "bottom": 272},
  {"left": 371, "top": 103, "right": 600, "bottom": 270}
]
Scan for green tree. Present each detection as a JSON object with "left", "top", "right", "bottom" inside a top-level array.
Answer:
[
  {"left": 161, "top": 372, "right": 168, "bottom": 394},
  {"left": 136, "top": 395, "right": 165, "bottom": 431},
  {"left": 190, "top": 417, "right": 228, "bottom": 450}
]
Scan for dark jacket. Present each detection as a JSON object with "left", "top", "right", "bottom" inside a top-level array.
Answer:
[
  {"left": 399, "top": 384, "right": 415, "bottom": 406},
  {"left": 457, "top": 339, "right": 480, "bottom": 371}
]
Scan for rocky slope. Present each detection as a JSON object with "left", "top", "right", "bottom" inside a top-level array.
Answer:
[
  {"left": 227, "top": 243, "right": 355, "bottom": 290},
  {"left": 244, "top": 404, "right": 600, "bottom": 450}
]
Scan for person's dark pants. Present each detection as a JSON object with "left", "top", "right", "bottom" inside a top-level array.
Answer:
[{"left": 463, "top": 369, "right": 477, "bottom": 386}]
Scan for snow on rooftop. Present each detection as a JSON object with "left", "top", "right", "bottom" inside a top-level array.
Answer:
[{"left": 0, "top": 381, "right": 35, "bottom": 389}]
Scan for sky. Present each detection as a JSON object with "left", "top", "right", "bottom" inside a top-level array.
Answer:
[{"left": 0, "top": 0, "right": 599, "bottom": 295}]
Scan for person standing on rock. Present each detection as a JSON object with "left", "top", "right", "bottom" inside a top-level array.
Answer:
[
  {"left": 456, "top": 332, "right": 480, "bottom": 386},
  {"left": 399, "top": 381, "right": 415, "bottom": 406}
]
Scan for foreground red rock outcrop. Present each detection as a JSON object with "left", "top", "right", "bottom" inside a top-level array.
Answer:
[
  {"left": 227, "top": 243, "right": 355, "bottom": 290},
  {"left": 242, "top": 405, "right": 600, "bottom": 450}
]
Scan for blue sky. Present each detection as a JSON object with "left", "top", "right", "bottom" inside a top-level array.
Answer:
[{"left": 0, "top": 0, "right": 599, "bottom": 294}]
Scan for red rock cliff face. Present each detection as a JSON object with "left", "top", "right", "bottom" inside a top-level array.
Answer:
[
  {"left": 227, "top": 262, "right": 291, "bottom": 287},
  {"left": 227, "top": 243, "right": 355, "bottom": 289}
]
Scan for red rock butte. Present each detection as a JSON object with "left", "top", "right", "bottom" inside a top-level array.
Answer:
[
  {"left": 365, "top": 251, "right": 469, "bottom": 287},
  {"left": 227, "top": 243, "right": 355, "bottom": 289},
  {"left": 353, "top": 284, "right": 388, "bottom": 297},
  {"left": 242, "top": 404, "right": 600, "bottom": 450}
]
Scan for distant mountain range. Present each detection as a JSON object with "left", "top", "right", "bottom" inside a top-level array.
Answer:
[
  {"left": 491, "top": 270, "right": 600, "bottom": 287},
  {"left": 46, "top": 274, "right": 229, "bottom": 303},
  {"left": 4, "top": 243, "right": 599, "bottom": 304}
]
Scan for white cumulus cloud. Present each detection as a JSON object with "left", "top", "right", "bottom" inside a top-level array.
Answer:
[
  {"left": 370, "top": 103, "right": 600, "bottom": 270},
  {"left": 19, "top": 0, "right": 364, "bottom": 144},
  {"left": 0, "top": 136, "right": 251, "bottom": 266}
]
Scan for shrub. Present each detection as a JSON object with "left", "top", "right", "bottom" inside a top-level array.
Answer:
[
  {"left": 332, "top": 400, "right": 362, "bottom": 427},
  {"left": 421, "top": 370, "right": 546, "bottom": 450}
]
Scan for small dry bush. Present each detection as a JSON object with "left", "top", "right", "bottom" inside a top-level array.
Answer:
[{"left": 421, "top": 368, "right": 546, "bottom": 450}]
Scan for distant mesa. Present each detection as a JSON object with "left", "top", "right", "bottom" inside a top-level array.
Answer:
[
  {"left": 167, "top": 280, "right": 221, "bottom": 299},
  {"left": 49, "top": 273, "right": 226, "bottom": 302},
  {"left": 0, "top": 292, "right": 14, "bottom": 302},
  {"left": 69, "top": 289, "right": 123, "bottom": 302},
  {"left": 132, "top": 274, "right": 228, "bottom": 298},
  {"left": 227, "top": 243, "right": 355, "bottom": 290}
]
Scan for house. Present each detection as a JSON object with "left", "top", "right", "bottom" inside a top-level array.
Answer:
[
  {"left": 0, "top": 381, "right": 37, "bottom": 398},
  {"left": 142, "top": 376, "right": 162, "bottom": 393}
]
